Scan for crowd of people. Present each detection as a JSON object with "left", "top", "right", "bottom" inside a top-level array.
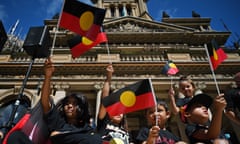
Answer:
[{"left": 0, "top": 58, "right": 239, "bottom": 144}]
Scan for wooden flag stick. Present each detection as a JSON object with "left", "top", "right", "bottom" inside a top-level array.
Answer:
[
  {"left": 204, "top": 43, "right": 220, "bottom": 95},
  {"left": 105, "top": 41, "right": 112, "bottom": 64},
  {"left": 50, "top": 0, "right": 66, "bottom": 57}
]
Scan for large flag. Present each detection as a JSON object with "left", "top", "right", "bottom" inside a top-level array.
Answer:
[
  {"left": 162, "top": 60, "right": 179, "bottom": 75},
  {"left": 59, "top": 0, "right": 106, "bottom": 41},
  {"left": 207, "top": 39, "right": 227, "bottom": 70},
  {"left": 102, "top": 79, "right": 156, "bottom": 116},
  {"left": 68, "top": 32, "right": 107, "bottom": 58},
  {"left": 0, "top": 20, "right": 7, "bottom": 52}
]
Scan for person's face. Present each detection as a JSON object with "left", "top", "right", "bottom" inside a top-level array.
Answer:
[
  {"left": 110, "top": 114, "right": 123, "bottom": 124},
  {"left": 63, "top": 97, "right": 78, "bottom": 120},
  {"left": 185, "top": 104, "right": 209, "bottom": 124},
  {"left": 179, "top": 80, "right": 195, "bottom": 97},
  {"left": 146, "top": 105, "right": 170, "bottom": 129}
]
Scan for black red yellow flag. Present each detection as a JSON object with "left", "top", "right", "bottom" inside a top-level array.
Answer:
[
  {"left": 59, "top": 0, "right": 106, "bottom": 41},
  {"left": 102, "top": 79, "right": 156, "bottom": 116},
  {"left": 207, "top": 39, "right": 227, "bottom": 70},
  {"left": 162, "top": 60, "right": 179, "bottom": 75},
  {"left": 68, "top": 32, "right": 107, "bottom": 58}
]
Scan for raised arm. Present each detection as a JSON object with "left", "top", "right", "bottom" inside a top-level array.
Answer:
[
  {"left": 41, "top": 58, "right": 55, "bottom": 114},
  {"left": 168, "top": 87, "right": 180, "bottom": 115},
  {"left": 98, "top": 64, "right": 114, "bottom": 120}
]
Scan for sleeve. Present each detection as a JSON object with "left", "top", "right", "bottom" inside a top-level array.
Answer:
[
  {"left": 136, "top": 127, "right": 149, "bottom": 143},
  {"left": 43, "top": 105, "right": 65, "bottom": 132}
]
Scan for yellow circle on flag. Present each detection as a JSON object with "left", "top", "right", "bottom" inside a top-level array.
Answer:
[
  {"left": 120, "top": 91, "right": 136, "bottom": 107},
  {"left": 82, "top": 37, "right": 93, "bottom": 45},
  {"left": 169, "top": 63, "right": 176, "bottom": 68},
  {"left": 79, "top": 11, "right": 94, "bottom": 31},
  {"left": 110, "top": 138, "right": 124, "bottom": 144}
]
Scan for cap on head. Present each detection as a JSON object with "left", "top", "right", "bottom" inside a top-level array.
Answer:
[{"left": 180, "top": 93, "right": 213, "bottom": 123}]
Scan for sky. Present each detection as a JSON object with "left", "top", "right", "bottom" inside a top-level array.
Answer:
[{"left": 0, "top": 0, "right": 239, "bottom": 49}]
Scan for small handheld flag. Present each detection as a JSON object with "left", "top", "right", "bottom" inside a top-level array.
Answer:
[
  {"left": 68, "top": 32, "right": 107, "bottom": 58},
  {"left": 162, "top": 60, "right": 179, "bottom": 75},
  {"left": 102, "top": 79, "right": 156, "bottom": 116},
  {"left": 207, "top": 39, "right": 227, "bottom": 70},
  {"left": 59, "top": 0, "right": 106, "bottom": 41}
]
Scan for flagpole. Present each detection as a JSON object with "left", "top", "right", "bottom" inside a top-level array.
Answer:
[
  {"left": 204, "top": 43, "right": 221, "bottom": 95},
  {"left": 106, "top": 40, "right": 112, "bottom": 64},
  {"left": 170, "top": 76, "right": 173, "bottom": 88},
  {"left": 148, "top": 78, "right": 158, "bottom": 127},
  {"left": 50, "top": 0, "right": 66, "bottom": 57}
]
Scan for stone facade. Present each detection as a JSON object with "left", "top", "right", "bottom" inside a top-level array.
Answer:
[{"left": 0, "top": 0, "right": 240, "bottom": 142}]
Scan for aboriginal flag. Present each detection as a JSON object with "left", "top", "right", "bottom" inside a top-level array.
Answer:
[
  {"left": 207, "top": 39, "right": 227, "bottom": 70},
  {"left": 68, "top": 32, "right": 107, "bottom": 58},
  {"left": 102, "top": 79, "right": 156, "bottom": 116},
  {"left": 59, "top": 0, "right": 106, "bottom": 41},
  {"left": 162, "top": 60, "right": 179, "bottom": 75}
]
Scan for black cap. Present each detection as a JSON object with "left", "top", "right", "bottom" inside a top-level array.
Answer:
[{"left": 180, "top": 93, "right": 213, "bottom": 123}]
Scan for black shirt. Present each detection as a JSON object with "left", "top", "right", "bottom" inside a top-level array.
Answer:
[
  {"left": 97, "top": 115, "right": 132, "bottom": 144},
  {"left": 136, "top": 127, "right": 181, "bottom": 144},
  {"left": 176, "top": 97, "right": 192, "bottom": 107},
  {"left": 43, "top": 105, "right": 102, "bottom": 144},
  {"left": 185, "top": 123, "right": 229, "bottom": 144}
]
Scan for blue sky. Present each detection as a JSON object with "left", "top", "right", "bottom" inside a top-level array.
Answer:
[{"left": 0, "top": 0, "right": 239, "bottom": 48}]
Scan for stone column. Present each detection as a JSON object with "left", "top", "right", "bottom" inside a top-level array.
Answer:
[{"left": 115, "top": 4, "right": 119, "bottom": 17}]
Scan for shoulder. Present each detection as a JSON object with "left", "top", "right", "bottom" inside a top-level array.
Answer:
[{"left": 159, "top": 129, "right": 181, "bottom": 141}]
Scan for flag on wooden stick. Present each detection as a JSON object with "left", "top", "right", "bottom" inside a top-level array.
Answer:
[
  {"left": 102, "top": 79, "right": 156, "bottom": 116},
  {"left": 162, "top": 60, "right": 179, "bottom": 75}
]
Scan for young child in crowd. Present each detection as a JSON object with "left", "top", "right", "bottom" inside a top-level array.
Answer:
[
  {"left": 136, "top": 100, "right": 186, "bottom": 144},
  {"left": 182, "top": 93, "right": 230, "bottom": 144},
  {"left": 168, "top": 76, "right": 195, "bottom": 115},
  {"left": 97, "top": 64, "right": 134, "bottom": 144}
]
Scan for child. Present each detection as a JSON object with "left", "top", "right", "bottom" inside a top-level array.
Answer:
[
  {"left": 182, "top": 93, "right": 229, "bottom": 144},
  {"left": 168, "top": 76, "right": 195, "bottom": 115},
  {"left": 136, "top": 100, "right": 186, "bottom": 144},
  {"left": 97, "top": 64, "right": 133, "bottom": 144},
  {"left": 41, "top": 58, "right": 102, "bottom": 144}
]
